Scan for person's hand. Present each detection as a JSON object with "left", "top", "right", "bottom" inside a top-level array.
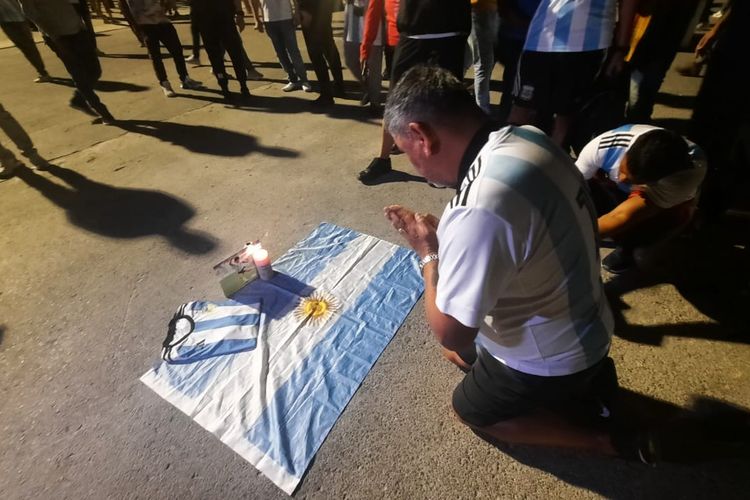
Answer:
[
  {"left": 603, "top": 48, "right": 627, "bottom": 80},
  {"left": 299, "top": 10, "right": 312, "bottom": 28},
  {"left": 360, "top": 57, "right": 369, "bottom": 81},
  {"left": 235, "top": 12, "right": 246, "bottom": 32},
  {"left": 292, "top": 10, "right": 301, "bottom": 27},
  {"left": 384, "top": 205, "right": 439, "bottom": 258}
]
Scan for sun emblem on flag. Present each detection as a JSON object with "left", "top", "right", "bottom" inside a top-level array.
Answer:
[{"left": 295, "top": 291, "right": 339, "bottom": 325}]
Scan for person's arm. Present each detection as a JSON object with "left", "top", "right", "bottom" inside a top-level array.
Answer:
[
  {"left": 360, "top": 0, "right": 384, "bottom": 69},
  {"left": 696, "top": 5, "right": 730, "bottom": 55},
  {"left": 604, "top": 0, "right": 639, "bottom": 79},
  {"left": 248, "top": 0, "right": 264, "bottom": 31},
  {"left": 598, "top": 193, "right": 660, "bottom": 238},
  {"left": 384, "top": 205, "right": 479, "bottom": 352}
]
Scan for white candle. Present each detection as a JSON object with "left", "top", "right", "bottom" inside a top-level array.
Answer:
[{"left": 253, "top": 248, "right": 274, "bottom": 280}]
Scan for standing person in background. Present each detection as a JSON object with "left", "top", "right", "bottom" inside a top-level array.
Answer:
[
  {"left": 507, "top": 0, "right": 639, "bottom": 148},
  {"left": 185, "top": 0, "right": 201, "bottom": 65},
  {"left": 90, "top": 0, "right": 113, "bottom": 22},
  {"left": 344, "top": 0, "right": 382, "bottom": 113},
  {"left": 468, "top": 0, "right": 497, "bottom": 115},
  {"left": 357, "top": 0, "right": 471, "bottom": 183},
  {"left": 360, "top": 0, "right": 398, "bottom": 90},
  {"left": 299, "top": 0, "right": 345, "bottom": 108},
  {"left": 20, "top": 0, "right": 115, "bottom": 123},
  {"left": 126, "top": 0, "right": 203, "bottom": 97},
  {"left": 191, "top": 0, "right": 251, "bottom": 100},
  {"left": 72, "top": 0, "right": 107, "bottom": 56},
  {"left": 253, "top": 0, "right": 312, "bottom": 92},
  {"left": 0, "top": 0, "right": 52, "bottom": 82}
]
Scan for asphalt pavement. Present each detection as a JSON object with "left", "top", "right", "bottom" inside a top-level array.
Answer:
[{"left": 1, "top": 11, "right": 748, "bottom": 500}]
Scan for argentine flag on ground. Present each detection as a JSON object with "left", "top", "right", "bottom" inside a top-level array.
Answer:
[{"left": 141, "top": 223, "right": 424, "bottom": 494}]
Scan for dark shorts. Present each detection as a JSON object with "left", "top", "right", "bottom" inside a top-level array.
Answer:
[
  {"left": 512, "top": 49, "right": 605, "bottom": 115},
  {"left": 452, "top": 349, "right": 617, "bottom": 428},
  {"left": 391, "top": 35, "right": 467, "bottom": 86}
]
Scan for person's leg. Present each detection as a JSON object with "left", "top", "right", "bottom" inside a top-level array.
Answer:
[
  {"left": 74, "top": 0, "right": 101, "bottom": 51},
  {"left": 159, "top": 23, "right": 189, "bottom": 82},
  {"left": 366, "top": 45, "right": 383, "bottom": 107},
  {"left": 220, "top": 18, "right": 248, "bottom": 93},
  {"left": 201, "top": 26, "right": 230, "bottom": 93},
  {"left": 265, "top": 21, "right": 297, "bottom": 82},
  {"left": 141, "top": 24, "right": 169, "bottom": 83},
  {"left": 508, "top": 50, "right": 548, "bottom": 131},
  {"left": 189, "top": 6, "right": 201, "bottom": 60},
  {"left": 496, "top": 36, "right": 523, "bottom": 124},
  {"left": 280, "top": 19, "right": 309, "bottom": 85},
  {"left": 1, "top": 22, "right": 49, "bottom": 78},
  {"left": 317, "top": 0, "right": 343, "bottom": 90},
  {"left": 343, "top": 41, "right": 362, "bottom": 84},
  {"left": 470, "top": 9, "right": 498, "bottom": 114},
  {"left": 302, "top": 8, "right": 333, "bottom": 99},
  {"left": 452, "top": 350, "right": 619, "bottom": 455}
]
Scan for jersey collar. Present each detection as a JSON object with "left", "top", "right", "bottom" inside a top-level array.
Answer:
[{"left": 456, "top": 120, "right": 499, "bottom": 194}]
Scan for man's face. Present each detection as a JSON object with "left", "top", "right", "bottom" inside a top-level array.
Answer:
[
  {"left": 618, "top": 156, "right": 634, "bottom": 184},
  {"left": 393, "top": 123, "right": 455, "bottom": 188}
]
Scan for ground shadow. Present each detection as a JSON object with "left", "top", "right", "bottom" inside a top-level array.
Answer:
[
  {"left": 0, "top": 324, "right": 5, "bottom": 348},
  {"left": 15, "top": 165, "right": 216, "bottom": 254},
  {"left": 359, "top": 169, "right": 427, "bottom": 186},
  {"left": 604, "top": 215, "right": 750, "bottom": 346},
  {"left": 47, "top": 77, "right": 150, "bottom": 93},
  {"left": 114, "top": 119, "right": 300, "bottom": 157},
  {"left": 480, "top": 389, "right": 750, "bottom": 498},
  {"left": 100, "top": 52, "right": 152, "bottom": 60}
]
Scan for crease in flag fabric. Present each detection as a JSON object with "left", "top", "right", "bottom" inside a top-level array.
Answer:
[{"left": 141, "top": 223, "right": 424, "bottom": 494}]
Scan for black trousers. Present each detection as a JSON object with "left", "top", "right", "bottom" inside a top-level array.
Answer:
[
  {"left": 1, "top": 22, "right": 47, "bottom": 75},
  {"left": 45, "top": 30, "right": 103, "bottom": 108},
  {"left": 190, "top": 5, "right": 201, "bottom": 58},
  {"left": 200, "top": 16, "right": 246, "bottom": 88},
  {"left": 301, "top": 0, "right": 343, "bottom": 96},
  {"left": 141, "top": 23, "right": 188, "bottom": 83}
]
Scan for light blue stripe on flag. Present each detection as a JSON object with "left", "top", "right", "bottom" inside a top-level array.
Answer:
[
  {"left": 192, "top": 314, "right": 260, "bottom": 332},
  {"left": 552, "top": 0, "right": 575, "bottom": 50}
]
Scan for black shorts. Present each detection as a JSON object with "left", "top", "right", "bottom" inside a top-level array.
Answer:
[
  {"left": 452, "top": 349, "right": 617, "bottom": 428},
  {"left": 391, "top": 35, "right": 467, "bottom": 86},
  {"left": 512, "top": 50, "right": 605, "bottom": 115}
]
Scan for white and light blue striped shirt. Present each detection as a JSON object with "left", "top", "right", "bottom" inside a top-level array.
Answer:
[
  {"left": 436, "top": 125, "right": 613, "bottom": 376},
  {"left": 524, "top": 0, "right": 617, "bottom": 53}
]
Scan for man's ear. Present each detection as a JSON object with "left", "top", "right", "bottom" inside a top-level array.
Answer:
[{"left": 408, "top": 122, "right": 440, "bottom": 157}]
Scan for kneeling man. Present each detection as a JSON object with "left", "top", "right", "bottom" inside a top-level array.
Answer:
[
  {"left": 383, "top": 66, "right": 642, "bottom": 458},
  {"left": 576, "top": 125, "right": 707, "bottom": 273}
]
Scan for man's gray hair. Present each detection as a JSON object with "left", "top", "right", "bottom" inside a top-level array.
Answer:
[{"left": 384, "top": 65, "right": 481, "bottom": 137}]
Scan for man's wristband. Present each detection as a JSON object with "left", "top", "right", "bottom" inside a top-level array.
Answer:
[{"left": 418, "top": 253, "right": 439, "bottom": 273}]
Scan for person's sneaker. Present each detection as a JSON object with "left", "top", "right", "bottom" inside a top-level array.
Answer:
[
  {"left": 0, "top": 157, "right": 22, "bottom": 179},
  {"left": 34, "top": 73, "right": 52, "bottom": 83},
  {"left": 301, "top": 81, "right": 313, "bottom": 93},
  {"left": 246, "top": 68, "right": 264, "bottom": 80},
  {"left": 180, "top": 76, "right": 203, "bottom": 90},
  {"left": 185, "top": 54, "right": 201, "bottom": 66},
  {"left": 69, "top": 94, "right": 98, "bottom": 117},
  {"left": 601, "top": 246, "right": 635, "bottom": 274},
  {"left": 282, "top": 81, "right": 302, "bottom": 92},
  {"left": 358, "top": 157, "right": 392, "bottom": 183},
  {"left": 160, "top": 80, "right": 176, "bottom": 97},
  {"left": 92, "top": 103, "right": 115, "bottom": 125}
]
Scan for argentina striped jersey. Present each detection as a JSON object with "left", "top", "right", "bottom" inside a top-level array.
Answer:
[{"left": 524, "top": 0, "right": 617, "bottom": 52}]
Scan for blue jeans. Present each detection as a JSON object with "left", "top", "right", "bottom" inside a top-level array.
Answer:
[
  {"left": 469, "top": 9, "right": 498, "bottom": 114},
  {"left": 265, "top": 19, "right": 309, "bottom": 84}
]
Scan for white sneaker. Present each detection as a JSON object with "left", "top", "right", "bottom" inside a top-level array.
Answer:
[
  {"left": 161, "top": 80, "right": 176, "bottom": 97},
  {"left": 282, "top": 81, "right": 301, "bottom": 92},
  {"left": 301, "top": 81, "right": 313, "bottom": 93},
  {"left": 181, "top": 77, "right": 203, "bottom": 90},
  {"left": 246, "top": 68, "right": 264, "bottom": 81},
  {"left": 185, "top": 54, "right": 201, "bottom": 66}
]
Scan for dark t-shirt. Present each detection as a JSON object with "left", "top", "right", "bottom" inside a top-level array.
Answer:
[
  {"left": 396, "top": 0, "right": 471, "bottom": 36},
  {"left": 191, "top": 0, "right": 237, "bottom": 20}
]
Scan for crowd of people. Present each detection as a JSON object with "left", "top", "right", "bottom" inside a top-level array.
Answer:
[{"left": 1, "top": 0, "right": 747, "bottom": 469}]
